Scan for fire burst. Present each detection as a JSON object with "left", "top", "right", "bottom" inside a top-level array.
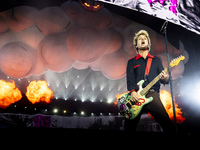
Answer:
[
  {"left": 160, "top": 90, "right": 185, "bottom": 123},
  {"left": 26, "top": 80, "right": 54, "bottom": 104},
  {"left": 0, "top": 80, "right": 22, "bottom": 108}
]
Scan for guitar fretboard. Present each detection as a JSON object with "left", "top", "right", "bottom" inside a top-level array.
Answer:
[{"left": 140, "top": 68, "right": 168, "bottom": 96}]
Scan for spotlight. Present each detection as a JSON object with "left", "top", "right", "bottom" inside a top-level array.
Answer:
[
  {"left": 80, "top": 0, "right": 104, "bottom": 11},
  {"left": 81, "top": 111, "right": 85, "bottom": 115},
  {"left": 63, "top": 110, "right": 67, "bottom": 113},
  {"left": 107, "top": 99, "right": 112, "bottom": 103},
  {"left": 53, "top": 108, "right": 58, "bottom": 113}
]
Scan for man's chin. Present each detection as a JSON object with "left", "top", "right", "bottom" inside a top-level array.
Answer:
[{"left": 138, "top": 46, "right": 149, "bottom": 50}]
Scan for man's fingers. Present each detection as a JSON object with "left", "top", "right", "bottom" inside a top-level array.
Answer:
[{"left": 131, "top": 91, "right": 140, "bottom": 102}]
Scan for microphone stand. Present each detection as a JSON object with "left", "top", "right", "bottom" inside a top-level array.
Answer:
[{"left": 161, "top": 21, "right": 177, "bottom": 133}]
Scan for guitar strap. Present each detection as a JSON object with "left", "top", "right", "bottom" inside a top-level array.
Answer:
[{"left": 144, "top": 57, "right": 153, "bottom": 80}]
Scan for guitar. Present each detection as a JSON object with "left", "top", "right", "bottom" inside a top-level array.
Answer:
[{"left": 117, "top": 55, "right": 185, "bottom": 119}]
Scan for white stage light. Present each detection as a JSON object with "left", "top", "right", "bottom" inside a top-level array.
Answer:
[
  {"left": 107, "top": 99, "right": 112, "bottom": 103},
  {"left": 81, "top": 111, "right": 84, "bottom": 115},
  {"left": 179, "top": 74, "right": 200, "bottom": 110},
  {"left": 53, "top": 108, "right": 58, "bottom": 113}
]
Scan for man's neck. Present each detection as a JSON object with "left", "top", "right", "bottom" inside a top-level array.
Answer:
[{"left": 138, "top": 50, "right": 149, "bottom": 59}]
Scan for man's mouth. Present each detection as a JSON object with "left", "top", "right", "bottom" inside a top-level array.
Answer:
[{"left": 141, "top": 41, "right": 145, "bottom": 45}]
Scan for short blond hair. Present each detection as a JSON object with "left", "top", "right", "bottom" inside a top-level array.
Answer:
[{"left": 133, "top": 30, "right": 151, "bottom": 52}]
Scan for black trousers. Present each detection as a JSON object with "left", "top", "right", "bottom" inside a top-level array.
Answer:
[{"left": 124, "top": 91, "right": 174, "bottom": 132}]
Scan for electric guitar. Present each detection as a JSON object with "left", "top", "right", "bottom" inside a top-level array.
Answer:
[{"left": 117, "top": 55, "right": 185, "bottom": 119}]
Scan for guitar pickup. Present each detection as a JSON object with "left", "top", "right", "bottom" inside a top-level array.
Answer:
[
  {"left": 118, "top": 96, "right": 126, "bottom": 103},
  {"left": 126, "top": 102, "right": 132, "bottom": 109}
]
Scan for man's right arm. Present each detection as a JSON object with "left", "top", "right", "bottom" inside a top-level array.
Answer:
[
  {"left": 126, "top": 59, "right": 140, "bottom": 102},
  {"left": 126, "top": 59, "right": 138, "bottom": 92}
]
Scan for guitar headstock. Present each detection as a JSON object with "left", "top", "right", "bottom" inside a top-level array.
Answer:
[{"left": 170, "top": 55, "right": 185, "bottom": 68}]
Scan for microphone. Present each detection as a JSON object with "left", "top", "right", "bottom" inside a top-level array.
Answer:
[{"left": 160, "top": 21, "right": 168, "bottom": 33}]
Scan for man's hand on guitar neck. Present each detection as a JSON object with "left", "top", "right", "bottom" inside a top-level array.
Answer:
[
  {"left": 131, "top": 91, "right": 140, "bottom": 103},
  {"left": 160, "top": 70, "right": 169, "bottom": 82}
]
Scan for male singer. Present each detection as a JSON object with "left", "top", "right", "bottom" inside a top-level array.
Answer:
[{"left": 125, "top": 30, "right": 174, "bottom": 132}]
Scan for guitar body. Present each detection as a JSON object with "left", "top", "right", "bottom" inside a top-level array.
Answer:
[{"left": 117, "top": 80, "right": 153, "bottom": 120}]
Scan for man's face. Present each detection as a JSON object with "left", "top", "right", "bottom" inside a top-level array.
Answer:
[{"left": 136, "top": 34, "right": 149, "bottom": 50}]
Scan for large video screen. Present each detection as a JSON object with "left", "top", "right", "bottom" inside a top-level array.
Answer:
[{"left": 97, "top": 0, "right": 200, "bottom": 35}]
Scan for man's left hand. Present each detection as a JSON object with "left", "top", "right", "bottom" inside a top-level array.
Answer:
[{"left": 160, "top": 70, "right": 169, "bottom": 82}]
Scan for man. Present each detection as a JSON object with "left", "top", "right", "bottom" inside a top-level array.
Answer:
[{"left": 125, "top": 30, "right": 174, "bottom": 132}]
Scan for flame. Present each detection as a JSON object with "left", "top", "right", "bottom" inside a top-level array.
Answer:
[
  {"left": 26, "top": 80, "right": 53, "bottom": 104},
  {"left": 0, "top": 80, "right": 22, "bottom": 108},
  {"left": 159, "top": 90, "right": 185, "bottom": 123}
]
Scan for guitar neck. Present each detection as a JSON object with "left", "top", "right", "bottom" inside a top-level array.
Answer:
[{"left": 140, "top": 67, "right": 168, "bottom": 96}]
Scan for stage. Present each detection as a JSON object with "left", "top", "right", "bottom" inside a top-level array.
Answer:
[{"left": 0, "top": 0, "right": 199, "bottom": 135}]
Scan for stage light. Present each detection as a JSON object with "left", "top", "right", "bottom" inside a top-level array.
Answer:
[
  {"left": 107, "top": 99, "right": 113, "bottom": 103},
  {"left": 179, "top": 74, "right": 200, "bottom": 111},
  {"left": 73, "top": 112, "right": 77, "bottom": 115},
  {"left": 53, "top": 108, "right": 58, "bottom": 113},
  {"left": 63, "top": 110, "right": 67, "bottom": 113},
  {"left": 81, "top": 111, "right": 84, "bottom": 115}
]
